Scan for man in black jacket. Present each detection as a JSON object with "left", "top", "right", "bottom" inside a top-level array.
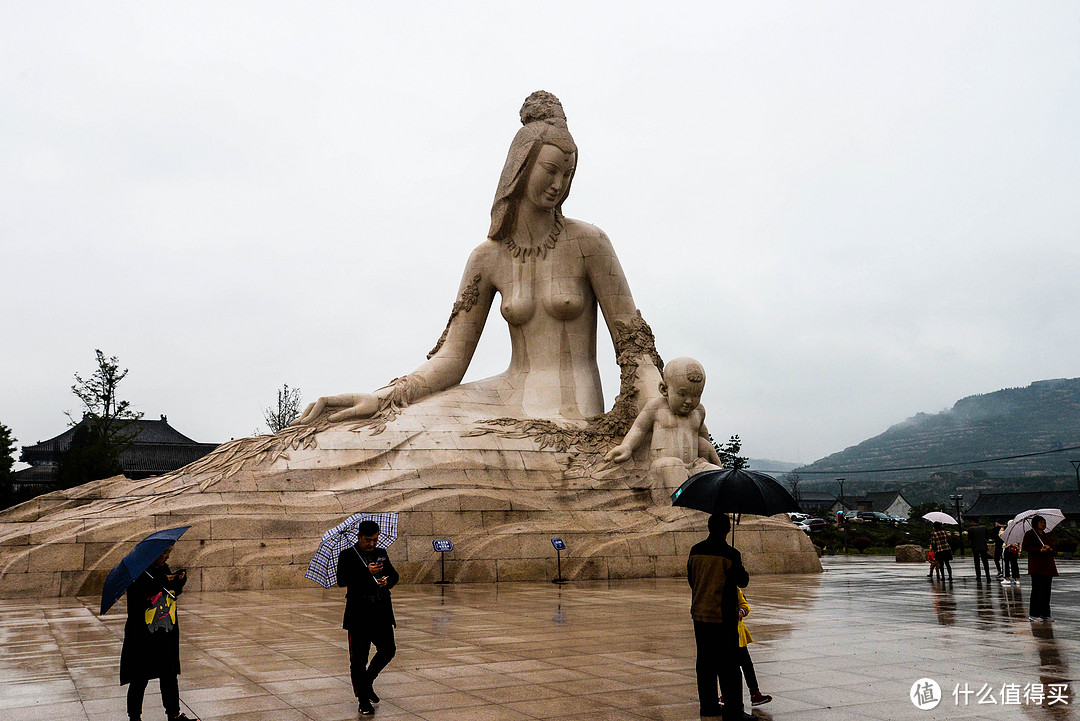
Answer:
[
  {"left": 687, "top": 513, "right": 752, "bottom": 720},
  {"left": 338, "top": 520, "right": 399, "bottom": 715},
  {"left": 967, "top": 518, "right": 990, "bottom": 580}
]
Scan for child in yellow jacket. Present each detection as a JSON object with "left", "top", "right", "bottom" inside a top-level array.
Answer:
[{"left": 722, "top": 588, "right": 773, "bottom": 707}]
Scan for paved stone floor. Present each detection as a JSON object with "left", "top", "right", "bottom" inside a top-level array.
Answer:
[{"left": 1, "top": 556, "right": 1076, "bottom": 721}]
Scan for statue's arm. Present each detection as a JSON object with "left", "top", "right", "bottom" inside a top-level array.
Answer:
[
  {"left": 604, "top": 399, "right": 659, "bottom": 462},
  {"left": 699, "top": 416, "right": 722, "bottom": 466},
  {"left": 294, "top": 246, "right": 495, "bottom": 424},
  {"left": 582, "top": 228, "right": 664, "bottom": 402},
  {"left": 400, "top": 246, "right": 496, "bottom": 398}
]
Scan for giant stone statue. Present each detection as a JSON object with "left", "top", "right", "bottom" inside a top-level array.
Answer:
[{"left": 0, "top": 92, "right": 820, "bottom": 598}]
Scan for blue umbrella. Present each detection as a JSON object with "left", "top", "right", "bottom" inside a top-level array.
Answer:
[
  {"left": 100, "top": 526, "right": 190, "bottom": 615},
  {"left": 305, "top": 512, "right": 398, "bottom": 588}
]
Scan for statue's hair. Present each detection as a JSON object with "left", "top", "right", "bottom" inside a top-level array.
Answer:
[{"left": 488, "top": 91, "right": 578, "bottom": 242}]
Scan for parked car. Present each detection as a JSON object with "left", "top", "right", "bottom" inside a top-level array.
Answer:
[
  {"left": 857, "top": 511, "right": 893, "bottom": 523},
  {"left": 787, "top": 512, "right": 811, "bottom": 523},
  {"left": 803, "top": 517, "right": 828, "bottom": 531}
]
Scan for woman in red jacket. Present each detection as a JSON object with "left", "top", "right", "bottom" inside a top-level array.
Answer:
[{"left": 1022, "top": 515, "right": 1058, "bottom": 621}]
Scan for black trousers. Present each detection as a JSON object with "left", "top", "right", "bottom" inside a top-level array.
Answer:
[
  {"left": 1029, "top": 575, "right": 1053, "bottom": 618},
  {"left": 693, "top": 620, "right": 743, "bottom": 718},
  {"left": 348, "top": 625, "right": 396, "bottom": 698},
  {"left": 127, "top": 674, "right": 179, "bottom": 721},
  {"left": 972, "top": 551, "right": 990, "bottom": 579},
  {"left": 993, "top": 546, "right": 1003, "bottom": 573},
  {"left": 1004, "top": 553, "right": 1020, "bottom": 579},
  {"left": 735, "top": 645, "right": 759, "bottom": 695}
]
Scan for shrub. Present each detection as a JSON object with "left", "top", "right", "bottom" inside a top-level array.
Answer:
[
  {"left": 1056, "top": 537, "right": 1078, "bottom": 554},
  {"left": 851, "top": 537, "right": 872, "bottom": 553}
]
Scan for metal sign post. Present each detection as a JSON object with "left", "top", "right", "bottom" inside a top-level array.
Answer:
[
  {"left": 432, "top": 540, "right": 453, "bottom": 585},
  {"left": 551, "top": 538, "right": 568, "bottom": 584}
]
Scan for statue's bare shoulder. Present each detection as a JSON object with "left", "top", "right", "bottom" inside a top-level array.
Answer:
[{"left": 562, "top": 218, "right": 615, "bottom": 259}]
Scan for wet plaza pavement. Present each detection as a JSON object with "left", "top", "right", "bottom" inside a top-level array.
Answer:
[{"left": 1, "top": 556, "right": 1076, "bottom": 721}]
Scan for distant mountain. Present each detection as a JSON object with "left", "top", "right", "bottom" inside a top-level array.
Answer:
[
  {"left": 747, "top": 458, "right": 802, "bottom": 473},
  {"left": 795, "top": 378, "right": 1080, "bottom": 485}
]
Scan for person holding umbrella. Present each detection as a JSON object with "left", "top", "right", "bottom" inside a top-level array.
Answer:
[
  {"left": 1022, "top": 515, "right": 1058, "bottom": 621},
  {"left": 118, "top": 541, "right": 197, "bottom": 721},
  {"left": 687, "top": 513, "right": 752, "bottom": 720},
  {"left": 338, "top": 519, "right": 399, "bottom": 715},
  {"left": 929, "top": 522, "right": 953, "bottom": 581}
]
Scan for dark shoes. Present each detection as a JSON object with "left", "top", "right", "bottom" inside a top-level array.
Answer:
[
  {"left": 169, "top": 715, "right": 199, "bottom": 721},
  {"left": 358, "top": 697, "right": 375, "bottom": 715},
  {"left": 368, "top": 687, "right": 380, "bottom": 704},
  {"left": 750, "top": 692, "right": 773, "bottom": 706},
  {"left": 699, "top": 704, "right": 723, "bottom": 717}
]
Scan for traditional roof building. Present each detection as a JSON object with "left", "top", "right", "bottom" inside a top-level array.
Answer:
[
  {"left": 796, "top": 491, "right": 855, "bottom": 514},
  {"left": 964, "top": 490, "right": 1080, "bottom": 527},
  {"left": 13, "top": 416, "right": 219, "bottom": 493},
  {"left": 854, "top": 490, "right": 913, "bottom": 518}
]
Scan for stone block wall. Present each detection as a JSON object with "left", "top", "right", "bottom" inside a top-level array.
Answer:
[{"left": 0, "top": 445, "right": 822, "bottom": 598}]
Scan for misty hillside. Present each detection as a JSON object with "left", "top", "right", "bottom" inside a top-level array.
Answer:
[{"left": 795, "top": 378, "right": 1080, "bottom": 484}]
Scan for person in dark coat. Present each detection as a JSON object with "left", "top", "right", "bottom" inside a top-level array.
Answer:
[
  {"left": 338, "top": 519, "right": 399, "bottom": 716},
  {"left": 687, "top": 513, "right": 753, "bottom": 720},
  {"left": 967, "top": 519, "right": 990, "bottom": 580},
  {"left": 120, "top": 544, "right": 197, "bottom": 721},
  {"left": 1022, "top": 515, "right": 1058, "bottom": 621},
  {"left": 992, "top": 521, "right": 1006, "bottom": 577}
]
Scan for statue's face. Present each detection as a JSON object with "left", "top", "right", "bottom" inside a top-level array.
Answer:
[
  {"left": 524, "top": 144, "right": 575, "bottom": 210},
  {"left": 664, "top": 377, "right": 704, "bottom": 416}
]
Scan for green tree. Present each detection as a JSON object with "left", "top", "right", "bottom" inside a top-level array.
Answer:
[
  {"left": 0, "top": 422, "right": 15, "bottom": 479},
  {"left": 59, "top": 350, "right": 143, "bottom": 487},
  {"left": 263, "top": 384, "right": 303, "bottom": 433},
  {"left": 0, "top": 422, "right": 16, "bottom": 508},
  {"left": 712, "top": 434, "right": 748, "bottom": 470}
]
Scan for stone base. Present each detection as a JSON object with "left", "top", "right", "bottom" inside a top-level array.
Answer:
[{"left": 0, "top": 427, "right": 821, "bottom": 598}]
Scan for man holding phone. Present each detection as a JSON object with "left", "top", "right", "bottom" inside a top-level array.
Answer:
[{"left": 337, "top": 520, "right": 399, "bottom": 715}]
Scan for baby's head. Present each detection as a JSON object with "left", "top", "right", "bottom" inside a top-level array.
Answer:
[{"left": 660, "top": 357, "right": 706, "bottom": 416}]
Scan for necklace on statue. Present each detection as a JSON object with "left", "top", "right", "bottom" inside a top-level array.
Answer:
[{"left": 503, "top": 215, "right": 563, "bottom": 261}]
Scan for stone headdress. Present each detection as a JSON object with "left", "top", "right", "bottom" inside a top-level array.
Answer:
[{"left": 488, "top": 91, "right": 578, "bottom": 242}]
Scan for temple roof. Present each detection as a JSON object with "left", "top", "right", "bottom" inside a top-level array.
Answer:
[
  {"left": 18, "top": 415, "right": 219, "bottom": 480},
  {"left": 965, "top": 490, "right": 1080, "bottom": 519}
]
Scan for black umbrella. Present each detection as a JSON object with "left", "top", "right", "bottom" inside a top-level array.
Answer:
[
  {"left": 671, "top": 468, "right": 800, "bottom": 544},
  {"left": 672, "top": 468, "right": 801, "bottom": 515}
]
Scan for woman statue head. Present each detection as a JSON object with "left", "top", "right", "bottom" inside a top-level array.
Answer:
[{"left": 488, "top": 90, "right": 578, "bottom": 242}]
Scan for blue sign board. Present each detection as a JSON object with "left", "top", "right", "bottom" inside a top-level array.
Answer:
[
  {"left": 433, "top": 540, "right": 453, "bottom": 552},
  {"left": 550, "top": 538, "right": 566, "bottom": 551}
]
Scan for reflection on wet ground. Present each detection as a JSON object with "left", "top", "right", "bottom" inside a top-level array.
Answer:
[{"left": 0, "top": 556, "right": 1075, "bottom": 720}]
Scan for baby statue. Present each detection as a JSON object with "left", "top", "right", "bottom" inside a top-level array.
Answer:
[{"left": 604, "top": 357, "right": 722, "bottom": 504}]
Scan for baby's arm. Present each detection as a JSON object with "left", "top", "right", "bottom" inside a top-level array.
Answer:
[
  {"left": 604, "top": 400, "right": 661, "bottom": 463},
  {"left": 698, "top": 414, "right": 722, "bottom": 465}
]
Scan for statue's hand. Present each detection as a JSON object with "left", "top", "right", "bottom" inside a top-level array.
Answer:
[
  {"left": 604, "top": 445, "right": 632, "bottom": 463},
  {"left": 292, "top": 393, "right": 381, "bottom": 425}
]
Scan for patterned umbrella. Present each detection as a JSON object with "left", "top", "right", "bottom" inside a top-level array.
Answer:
[{"left": 305, "top": 512, "right": 397, "bottom": 588}]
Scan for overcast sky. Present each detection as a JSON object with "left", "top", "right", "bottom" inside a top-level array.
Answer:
[{"left": 3, "top": 2, "right": 1078, "bottom": 469}]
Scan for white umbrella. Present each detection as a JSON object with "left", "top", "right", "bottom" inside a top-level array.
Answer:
[
  {"left": 1000, "top": 508, "right": 1064, "bottom": 546},
  {"left": 922, "top": 511, "right": 958, "bottom": 524}
]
